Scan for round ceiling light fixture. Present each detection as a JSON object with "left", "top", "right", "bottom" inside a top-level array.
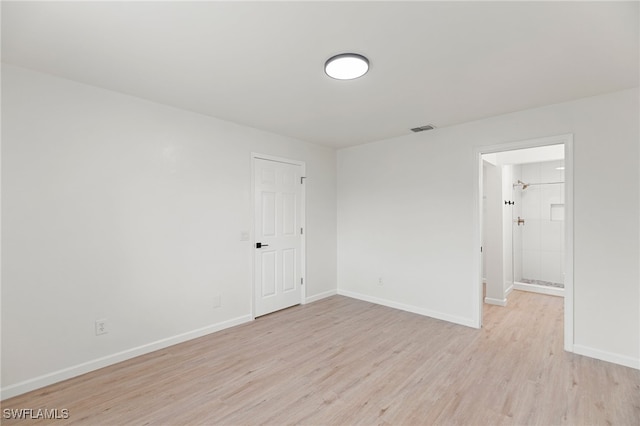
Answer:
[{"left": 324, "top": 53, "right": 369, "bottom": 80}]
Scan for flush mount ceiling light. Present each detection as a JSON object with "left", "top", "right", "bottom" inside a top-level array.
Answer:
[
  {"left": 556, "top": 166, "right": 565, "bottom": 170},
  {"left": 324, "top": 53, "right": 369, "bottom": 80}
]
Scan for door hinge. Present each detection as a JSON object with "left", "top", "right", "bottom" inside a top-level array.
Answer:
[
  {"left": 300, "top": 176, "right": 307, "bottom": 184},
  {"left": 300, "top": 277, "right": 304, "bottom": 285},
  {"left": 300, "top": 227, "right": 304, "bottom": 235}
]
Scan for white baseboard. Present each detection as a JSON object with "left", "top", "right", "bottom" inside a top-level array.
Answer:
[
  {"left": 484, "top": 297, "right": 507, "bottom": 306},
  {"left": 514, "top": 282, "right": 564, "bottom": 297},
  {"left": 337, "top": 289, "right": 477, "bottom": 328},
  {"left": 572, "top": 344, "right": 640, "bottom": 370},
  {"left": 505, "top": 284, "right": 513, "bottom": 296},
  {"left": 305, "top": 289, "right": 337, "bottom": 304},
  {"left": 1, "top": 315, "right": 252, "bottom": 400}
]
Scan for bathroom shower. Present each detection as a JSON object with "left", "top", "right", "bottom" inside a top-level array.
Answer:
[{"left": 511, "top": 161, "right": 565, "bottom": 296}]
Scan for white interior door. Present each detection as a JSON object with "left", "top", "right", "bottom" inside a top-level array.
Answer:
[{"left": 253, "top": 157, "right": 304, "bottom": 317}]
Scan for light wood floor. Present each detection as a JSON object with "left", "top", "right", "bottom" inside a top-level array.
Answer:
[{"left": 3, "top": 291, "right": 639, "bottom": 425}]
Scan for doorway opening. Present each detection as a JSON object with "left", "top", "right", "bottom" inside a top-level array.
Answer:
[{"left": 474, "top": 134, "right": 574, "bottom": 352}]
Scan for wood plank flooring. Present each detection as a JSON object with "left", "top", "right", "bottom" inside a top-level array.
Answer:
[{"left": 2, "top": 291, "right": 639, "bottom": 425}]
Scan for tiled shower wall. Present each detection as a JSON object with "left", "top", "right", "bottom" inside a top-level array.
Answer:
[{"left": 513, "top": 160, "right": 565, "bottom": 284}]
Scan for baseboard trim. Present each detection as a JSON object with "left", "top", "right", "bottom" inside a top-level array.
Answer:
[
  {"left": 505, "top": 284, "right": 514, "bottom": 297},
  {"left": 572, "top": 344, "right": 640, "bottom": 370},
  {"left": 484, "top": 297, "right": 507, "bottom": 306},
  {"left": 514, "top": 282, "right": 564, "bottom": 297},
  {"left": 337, "top": 289, "right": 476, "bottom": 328},
  {"left": 1, "top": 314, "right": 253, "bottom": 400},
  {"left": 305, "top": 289, "right": 337, "bottom": 304}
]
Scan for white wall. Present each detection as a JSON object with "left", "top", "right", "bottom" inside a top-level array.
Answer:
[
  {"left": 501, "top": 165, "right": 514, "bottom": 295},
  {"left": 483, "top": 162, "right": 505, "bottom": 305},
  {"left": 338, "top": 87, "right": 639, "bottom": 368},
  {"left": 1, "top": 65, "right": 337, "bottom": 397},
  {"left": 512, "top": 165, "right": 523, "bottom": 283}
]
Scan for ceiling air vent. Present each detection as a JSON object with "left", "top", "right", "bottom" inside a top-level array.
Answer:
[{"left": 410, "top": 124, "right": 436, "bottom": 133}]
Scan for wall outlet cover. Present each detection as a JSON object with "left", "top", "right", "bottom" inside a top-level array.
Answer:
[
  {"left": 95, "top": 319, "right": 108, "bottom": 336},
  {"left": 212, "top": 294, "right": 222, "bottom": 308}
]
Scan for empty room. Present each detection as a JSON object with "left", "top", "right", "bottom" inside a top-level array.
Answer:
[{"left": 1, "top": 1, "right": 639, "bottom": 425}]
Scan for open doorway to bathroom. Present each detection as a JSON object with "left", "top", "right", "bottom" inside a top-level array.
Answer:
[
  {"left": 474, "top": 134, "right": 574, "bottom": 352},
  {"left": 483, "top": 145, "right": 565, "bottom": 300}
]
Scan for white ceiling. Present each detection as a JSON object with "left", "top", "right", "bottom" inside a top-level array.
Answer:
[{"left": 2, "top": 1, "right": 638, "bottom": 148}]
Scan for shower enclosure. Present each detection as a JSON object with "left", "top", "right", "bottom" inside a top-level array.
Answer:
[{"left": 511, "top": 160, "right": 565, "bottom": 296}]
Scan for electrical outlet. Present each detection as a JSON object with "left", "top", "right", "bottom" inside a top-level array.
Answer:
[
  {"left": 95, "top": 319, "right": 108, "bottom": 336},
  {"left": 212, "top": 294, "right": 221, "bottom": 309},
  {"left": 378, "top": 277, "right": 384, "bottom": 286}
]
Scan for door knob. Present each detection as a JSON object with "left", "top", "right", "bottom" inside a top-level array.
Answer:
[{"left": 256, "top": 242, "right": 269, "bottom": 248}]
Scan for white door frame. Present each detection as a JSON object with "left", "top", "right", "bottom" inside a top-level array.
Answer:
[
  {"left": 250, "top": 153, "right": 306, "bottom": 319},
  {"left": 472, "top": 134, "right": 574, "bottom": 352}
]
